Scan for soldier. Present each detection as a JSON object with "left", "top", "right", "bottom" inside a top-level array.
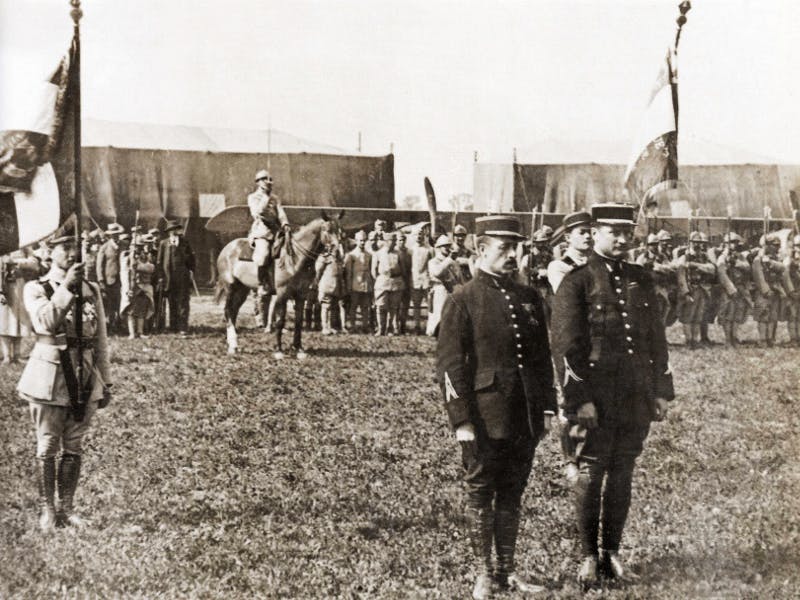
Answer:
[
  {"left": 409, "top": 228, "right": 433, "bottom": 335},
  {"left": 373, "top": 219, "right": 387, "bottom": 247},
  {"left": 437, "top": 214, "right": 555, "bottom": 599},
  {"left": 451, "top": 224, "right": 476, "bottom": 282},
  {"left": 547, "top": 211, "right": 592, "bottom": 294},
  {"left": 248, "top": 170, "right": 290, "bottom": 296},
  {"left": 676, "top": 231, "right": 717, "bottom": 348},
  {"left": 1, "top": 250, "right": 40, "bottom": 363},
  {"left": 395, "top": 232, "right": 413, "bottom": 334},
  {"left": 344, "top": 230, "right": 373, "bottom": 333},
  {"left": 716, "top": 232, "right": 753, "bottom": 346},
  {"left": 519, "top": 227, "right": 554, "bottom": 323},
  {"left": 785, "top": 235, "right": 800, "bottom": 346},
  {"left": 371, "top": 231, "right": 405, "bottom": 336},
  {"left": 551, "top": 203, "right": 673, "bottom": 588},
  {"left": 314, "top": 242, "right": 346, "bottom": 335},
  {"left": 426, "top": 234, "right": 463, "bottom": 337},
  {"left": 752, "top": 233, "right": 792, "bottom": 347},
  {"left": 120, "top": 236, "right": 156, "bottom": 339},
  {"left": 96, "top": 223, "right": 125, "bottom": 333},
  {"left": 17, "top": 228, "right": 112, "bottom": 531},
  {"left": 157, "top": 220, "right": 196, "bottom": 336}
]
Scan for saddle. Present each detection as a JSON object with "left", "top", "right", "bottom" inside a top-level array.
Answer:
[{"left": 239, "top": 229, "right": 293, "bottom": 262}]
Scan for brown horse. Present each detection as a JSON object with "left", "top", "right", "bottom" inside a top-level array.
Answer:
[{"left": 215, "top": 211, "right": 343, "bottom": 356}]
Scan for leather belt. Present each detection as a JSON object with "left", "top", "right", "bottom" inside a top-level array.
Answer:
[{"left": 36, "top": 334, "right": 95, "bottom": 349}]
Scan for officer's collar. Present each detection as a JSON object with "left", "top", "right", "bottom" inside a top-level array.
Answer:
[
  {"left": 476, "top": 268, "right": 513, "bottom": 288},
  {"left": 592, "top": 250, "right": 625, "bottom": 272}
]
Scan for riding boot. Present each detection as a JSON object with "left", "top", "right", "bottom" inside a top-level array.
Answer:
[
  {"left": 600, "top": 456, "right": 636, "bottom": 562},
  {"left": 127, "top": 315, "right": 137, "bottom": 339},
  {"left": 465, "top": 502, "right": 495, "bottom": 598},
  {"left": 37, "top": 457, "right": 57, "bottom": 533},
  {"left": 575, "top": 460, "right": 604, "bottom": 558},
  {"left": 321, "top": 304, "right": 332, "bottom": 335},
  {"left": 494, "top": 506, "right": 517, "bottom": 579},
  {"left": 768, "top": 322, "right": 777, "bottom": 346},
  {"left": 57, "top": 454, "right": 84, "bottom": 528},
  {"left": 375, "top": 309, "right": 387, "bottom": 336}
]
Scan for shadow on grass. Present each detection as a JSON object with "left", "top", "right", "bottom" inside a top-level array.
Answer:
[{"left": 309, "top": 347, "right": 429, "bottom": 359}]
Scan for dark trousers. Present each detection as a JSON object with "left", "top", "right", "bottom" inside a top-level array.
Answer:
[
  {"left": 461, "top": 434, "right": 535, "bottom": 576},
  {"left": 574, "top": 423, "right": 650, "bottom": 556},
  {"left": 103, "top": 281, "right": 121, "bottom": 332},
  {"left": 167, "top": 288, "right": 191, "bottom": 332}
]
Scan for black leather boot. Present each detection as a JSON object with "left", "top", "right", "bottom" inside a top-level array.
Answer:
[
  {"left": 57, "top": 454, "right": 84, "bottom": 528},
  {"left": 494, "top": 507, "right": 545, "bottom": 593},
  {"left": 465, "top": 504, "right": 495, "bottom": 599},
  {"left": 37, "top": 457, "right": 57, "bottom": 533}
]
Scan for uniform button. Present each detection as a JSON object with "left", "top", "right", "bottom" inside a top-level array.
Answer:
[
  {"left": 511, "top": 313, "right": 517, "bottom": 319},
  {"left": 508, "top": 304, "right": 514, "bottom": 309},
  {"left": 619, "top": 299, "right": 625, "bottom": 305},
  {"left": 624, "top": 324, "right": 631, "bottom": 329},
  {"left": 622, "top": 312, "right": 628, "bottom": 317},
  {"left": 627, "top": 349, "right": 634, "bottom": 354},
  {"left": 515, "top": 333, "right": 521, "bottom": 339},
  {"left": 500, "top": 288, "right": 506, "bottom": 293},
  {"left": 518, "top": 364, "right": 523, "bottom": 369},
  {"left": 614, "top": 276, "right": 621, "bottom": 281},
  {"left": 596, "top": 304, "right": 602, "bottom": 309},
  {"left": 505, "top": 295, "right": 510, "bottom": 300},
  {"left": 516, "top": 344, "right": 522, "bottom": 349},
  {"left": 626, "top": 336, "right": 632, "bottom": 341},
  {"left": 513, "top": 324, "right": 518, "bottom": 329},
  {"left": 615, "top": 288, "right": 622, "bottom": 294}
]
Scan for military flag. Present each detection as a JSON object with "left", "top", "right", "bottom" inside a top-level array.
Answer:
[
  {"left": 0, "top": 38, "right": 78, "bottom": 254},
  {"left": 623, "top": 45, "right": 679, "bottom": 210}
]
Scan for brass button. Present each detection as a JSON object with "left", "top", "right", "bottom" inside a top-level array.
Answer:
[
  {"left": 622, "top": 312, "right": 628, "bottom": 317},
  {"left": 627, "top": 349, "right": 634, "bottom": 354},
  {"left": 619, "top": 299, "right": 625, "bottom": 305},
  {"left": 625, "top": 324, "right": 631, "bottom": 329}
]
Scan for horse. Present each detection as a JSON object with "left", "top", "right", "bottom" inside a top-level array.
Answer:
[{"left": 214, "top": 211, "right": 343, "bottom": 356}]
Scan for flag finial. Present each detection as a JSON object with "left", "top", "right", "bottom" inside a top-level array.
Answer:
[{"left": 70, "top": 0, "right": 82, "bottom": 25}]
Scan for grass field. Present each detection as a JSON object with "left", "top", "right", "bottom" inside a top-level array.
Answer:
[{"left": 1, "top": 294, "right": 799, "bottom": 599}]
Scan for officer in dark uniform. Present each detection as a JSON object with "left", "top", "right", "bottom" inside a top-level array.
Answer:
[
  {"left": 551, "top": 203, "right": 674, "bottom": 588},
  {"left": 437, "top": 215, "right": 556, "bottom": 599}
]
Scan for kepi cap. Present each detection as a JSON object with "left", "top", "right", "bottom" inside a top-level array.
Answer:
[
  {"left": 591, "top": 203, "right": 636, "bottom": 225},
  {"left": 434, "top": 234, "right": 452, "bottom": 248},
  {"left": 562, "top": 211, "right": 592, "bottom": 231},
  {"left": 474, "top": 215, "right": 525, "bottom": 240}
]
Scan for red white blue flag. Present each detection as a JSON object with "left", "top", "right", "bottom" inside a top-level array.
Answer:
[
  {"left": 0, "top": 39, "right": 77, "bottom": 254},
  {"left": 623, "top": 46, "right": 679, "bottom": 207}
]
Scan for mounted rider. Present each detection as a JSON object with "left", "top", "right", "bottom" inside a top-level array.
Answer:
[{"left": 248, "top": 169, "right": 290, "bottom": 295}]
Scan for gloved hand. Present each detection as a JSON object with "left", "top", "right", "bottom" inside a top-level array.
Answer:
[
  {"left": 455, "top": 423, "right": 476, "bottom": 442},
  {"left": 653, "top": 397, "right": 670, "bottom": 421},
  {"left": 576, "top": 402, "right": 598, "bottom": 429}
]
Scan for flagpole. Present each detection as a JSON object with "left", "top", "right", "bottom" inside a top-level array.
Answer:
[{"left": 70, "top": 0, "right": 87, "bottom": 421}]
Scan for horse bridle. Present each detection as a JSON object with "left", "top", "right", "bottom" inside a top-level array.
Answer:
[{"left": 289, "top": 223, "right": 338, "bottom": 261}]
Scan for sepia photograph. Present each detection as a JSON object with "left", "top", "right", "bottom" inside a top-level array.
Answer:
[{"left": 1, "top": 0, "right": 799, "bottom": 598}]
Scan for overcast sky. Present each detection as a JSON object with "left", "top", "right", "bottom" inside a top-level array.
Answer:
[{"left": 2, "top": 0, "right": 799, "bottom": 205}]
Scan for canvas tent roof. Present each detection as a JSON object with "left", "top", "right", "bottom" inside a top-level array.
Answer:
[
  {"left": 510, "top": 134, "right": 782, "bottom": 166},
  {"left": 83, "top": 118, "right": 352, "bottom": 155}
]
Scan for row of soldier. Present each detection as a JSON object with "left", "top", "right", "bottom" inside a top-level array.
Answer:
[
  {"left": 522, "top": 220, "right": 800, "bottom": 348},
  {"left": 301, "top": 219, "right": 476, "bottom": 337},
  {"left": 306, "top": 213, "right": 800, "bottom": 348},
  {"left": 0, "top": 220, "right": 196, "bottom": 362}
]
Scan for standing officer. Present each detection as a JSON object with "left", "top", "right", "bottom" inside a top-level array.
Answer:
[
  {"left": 451, "top": 224, "right": 476, "bottom": 282},
  {"left": 157, "top": 220, "right": 196, "bottom": 336},
  {"left": 551, "top": 203, "right": 673, "bottom": 587},
  {"left": 426, "top": 235, "right": 463, "bottom": 336},
  {"left": 18, "top": 227, "right": 112, "bottom": 531},
  {"left": 409, "top": 228, "right": 433, "bottom": 335},
  {"left": 371, "top": 231, "right": 405, "bottom": 336},
  {"left": 437, "top": 215, "right": 556, "bottom": 599},
  {"left": 248, "top": 170, "right": 290, "bottom": 296},
  {"left": 547, "top": 211, "right": 592, "bottom": 294},
  {"left": 344, "top": 230, "right": 374, "bottom": 333},
  {"left": 95, "top": 222, "right": 125, "bottom": 333}
]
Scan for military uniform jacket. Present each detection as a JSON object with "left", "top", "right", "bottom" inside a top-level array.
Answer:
[
  {"left": 248, "top": 190, "right": 288, "bottom": 240},
  {"left": 95, "top": 239, "right": 120, "bottom": 286},
  {"left": 18, "top": 273, "right": 111, "bottom": 407},
  {"left": 551, "top": 253, "right": 674, "bottom": 428},
  {"left": 437, "top": 269, "right": 557, "bottom": 439},
  {"left": 344, "top": 248, "right": 373, "bottom": 293}
]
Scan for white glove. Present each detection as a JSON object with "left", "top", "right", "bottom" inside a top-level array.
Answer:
[{"left": 455, "top": 423, "right": 476, "bottom": 442}]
